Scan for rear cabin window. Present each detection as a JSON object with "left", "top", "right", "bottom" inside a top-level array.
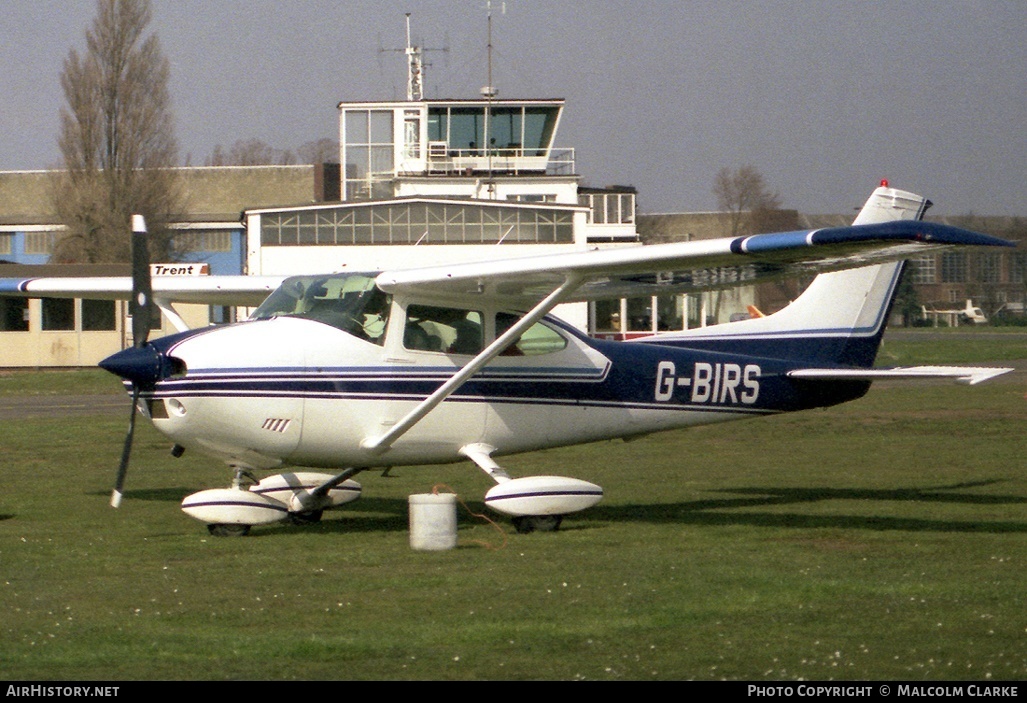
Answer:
[
  {"left": 404, "top": 305, "right": 483, "bottom": 355},
  {"left": 496, "top": 313, "right": 568, "bottom": 356}
]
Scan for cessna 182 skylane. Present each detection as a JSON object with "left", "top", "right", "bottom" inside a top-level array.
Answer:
[{"left": 1, "top": 184, "right": 1015, "bottom": 535}]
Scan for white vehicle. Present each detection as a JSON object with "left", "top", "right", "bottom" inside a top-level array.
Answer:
[
  {"left": 0, "top": 185, "right": 1014, "bottom": 535},
  {"left": 922, "top": 299, "right": 988, "bottom": 325}
]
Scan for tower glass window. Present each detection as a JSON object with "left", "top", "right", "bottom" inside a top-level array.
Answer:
[{"left": 343, "top": 109, "right": 395, "bottom": 200}]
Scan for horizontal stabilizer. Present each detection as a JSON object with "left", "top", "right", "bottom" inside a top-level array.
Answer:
[{"left": 788, "top": 366, "right": 1014, "bottom": 386}]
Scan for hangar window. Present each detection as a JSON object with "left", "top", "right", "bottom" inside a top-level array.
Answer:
[
  {"left": 0, "top": 298, "right": 29, "bottom": 332},
  {"left": 977, "top": 253, "right": 1002, "bottom": 284},
  {"left": 627, "top": 297, "right": 654, "bottom": 333},
  {"left": 592, "top": 299, "right": 620, "bottom": 334},
  {"left": 910, "top": 255, "right": 937, "bottom": 284},
  {"left": 175, "top": 229, "right": 233, "bottom": 252},
  {"left": 1012, "top": 253, "right": 1027, "bottom": 284},
  {"left": 0, "top": 234, "right": 12, "bottom": 255},
  {"left": 260, "top": 202, "right": 573, "bottom": 246},
  {"left": 209, "top": 305, "right": 236, "bottom": 325},
  {"left": 41, "top": 298, "right": 75, "bottom": 331},
  {"left": 82, "top": 299, "right": 117, "bottom": 331},
  {"left": 25, "top": 232, "right": 57, "bottom": 256},
  {"left": 941, "top": 253, "right": 967, "bottom": 283}
]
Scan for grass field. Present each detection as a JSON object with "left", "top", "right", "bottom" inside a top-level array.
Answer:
[{"left": 1, "top": 331, "right": 1024, "bottom": 680}]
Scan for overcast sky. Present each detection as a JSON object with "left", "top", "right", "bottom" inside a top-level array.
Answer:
[{"left": 1, "top": 0, "right": 1024, "bottom": 216}]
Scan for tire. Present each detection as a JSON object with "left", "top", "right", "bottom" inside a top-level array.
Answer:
[
  {"left": 207, "top": 523, "right": 251, "bottom": 537},
  {"left": 288, "top": 509, "right": 324, "bottom": 525},
  {"left": 512, "top": 514, "right": 563, "bottom": 534}
]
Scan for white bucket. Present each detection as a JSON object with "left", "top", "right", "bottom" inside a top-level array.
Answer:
[{"left": 408, "top": 493, "right": 457, "bottom": 551}]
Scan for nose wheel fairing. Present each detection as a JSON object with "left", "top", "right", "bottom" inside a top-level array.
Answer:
[{"left": 180, "top": 470, "right": 362, "bottom": 535}]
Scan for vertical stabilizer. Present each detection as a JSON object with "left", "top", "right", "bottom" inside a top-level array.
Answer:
[
  {"left": 761, "top": 185, "right": 929, "bottom": 348},
  {"left": 850, "top": 184, "right": 931, "bottom": 225},
  {"left": 657, "top": 185, "right": 930, "bottom": 366}
]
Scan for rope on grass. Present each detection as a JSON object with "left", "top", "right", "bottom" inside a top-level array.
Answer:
[{"left": 432, "top": 483, "right": 507, "bottom": 550}]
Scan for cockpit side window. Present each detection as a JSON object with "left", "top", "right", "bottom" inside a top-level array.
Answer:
[
  {"left": 404, "top": 305, "right": 483, "bottom": 355},
  {"left": 495, "top": 313, "right": 568, "bottom": 356}
]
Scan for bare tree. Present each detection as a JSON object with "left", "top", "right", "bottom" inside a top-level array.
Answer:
[
  {"left": 713, "top": 165, "right": 782, "bottom": 238},
  {"left": 205, "top": 137, "right": 338, "bottom": 167},
  {"left": 709, "top": 165, "right": 784, "bottom": 322},
  {"left": 204, "top": 139, "right": 297, "bottom": 167},
  {"left": 297, "top": 138, "right": 340, "bottom": 165},
  {"left": 51, "top": 0, "right": 182, "bottom": 263}
]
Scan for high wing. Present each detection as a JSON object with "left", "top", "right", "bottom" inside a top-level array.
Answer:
[
  {"left": 375, "top": 220, "right": 1013, "bottom": 306},
  {"left": 0, "top": 275, "right": 285, "bottom": 307}
]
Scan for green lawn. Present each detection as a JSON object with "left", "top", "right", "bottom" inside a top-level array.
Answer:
[
  {"left": 0, "top": 368, "right": 120, "bottom": 396},
  {"left": 0, "top": 333, "right": 1024, "bottom": 680},
  {"left": 878, "top": 328, "right": 1027, "bottom": 365}
]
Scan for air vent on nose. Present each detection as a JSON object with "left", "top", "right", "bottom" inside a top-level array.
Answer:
[{"left": 261, "top": 418, "right": 292, "bottom": 433}]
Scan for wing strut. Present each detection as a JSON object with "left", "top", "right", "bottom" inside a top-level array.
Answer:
[
  {"left": 154, "top": 298, "right": 189, "bottom": 333},
  {"left": 287, "top": 467, "right": 365, "bottom": 513},
  {"left": 361, "top": 274, "right": 583, "bottom": 455}
]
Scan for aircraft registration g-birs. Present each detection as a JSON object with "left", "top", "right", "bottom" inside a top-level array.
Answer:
[{"left": 0, "top": 184, "right": 1016, "bottom": 535}]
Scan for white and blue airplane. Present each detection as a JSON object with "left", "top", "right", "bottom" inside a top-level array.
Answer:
[{"left": 1, "top": 184, "right": 1015, "bottom": 535}]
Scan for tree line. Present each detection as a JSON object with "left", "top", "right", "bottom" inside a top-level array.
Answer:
[{"left": 203, "top": 138, "right": 338, "bottom": 168}]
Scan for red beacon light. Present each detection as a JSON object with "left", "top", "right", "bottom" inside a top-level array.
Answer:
[{"left": 880, "top": 178, "right": 890, "bottom": 188}]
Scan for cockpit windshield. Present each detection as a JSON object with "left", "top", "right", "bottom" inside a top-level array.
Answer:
[{"left": 250, "top": 273, "right": 390, "bottom": 344}]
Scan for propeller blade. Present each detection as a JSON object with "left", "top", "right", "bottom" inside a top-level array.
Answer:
[
  {"left": 112, "top": 215, "right": 152, "bottom": 508},
  {"left": 111, "top": 387, "right": 141, "bottom": 508},
  {"left": 129, "top": 214, "right": 153, "bottom": 348}
]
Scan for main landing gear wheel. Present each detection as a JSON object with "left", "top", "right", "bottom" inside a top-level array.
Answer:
[
  {"left": 207, "top": 523, "right": 251, "bottom": 537},
  {"left": 512, "top": 515, "right": 563, "bottom": 534},
  {"left": 288, "top": 509, "right": 324, "bottom": 525}
]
